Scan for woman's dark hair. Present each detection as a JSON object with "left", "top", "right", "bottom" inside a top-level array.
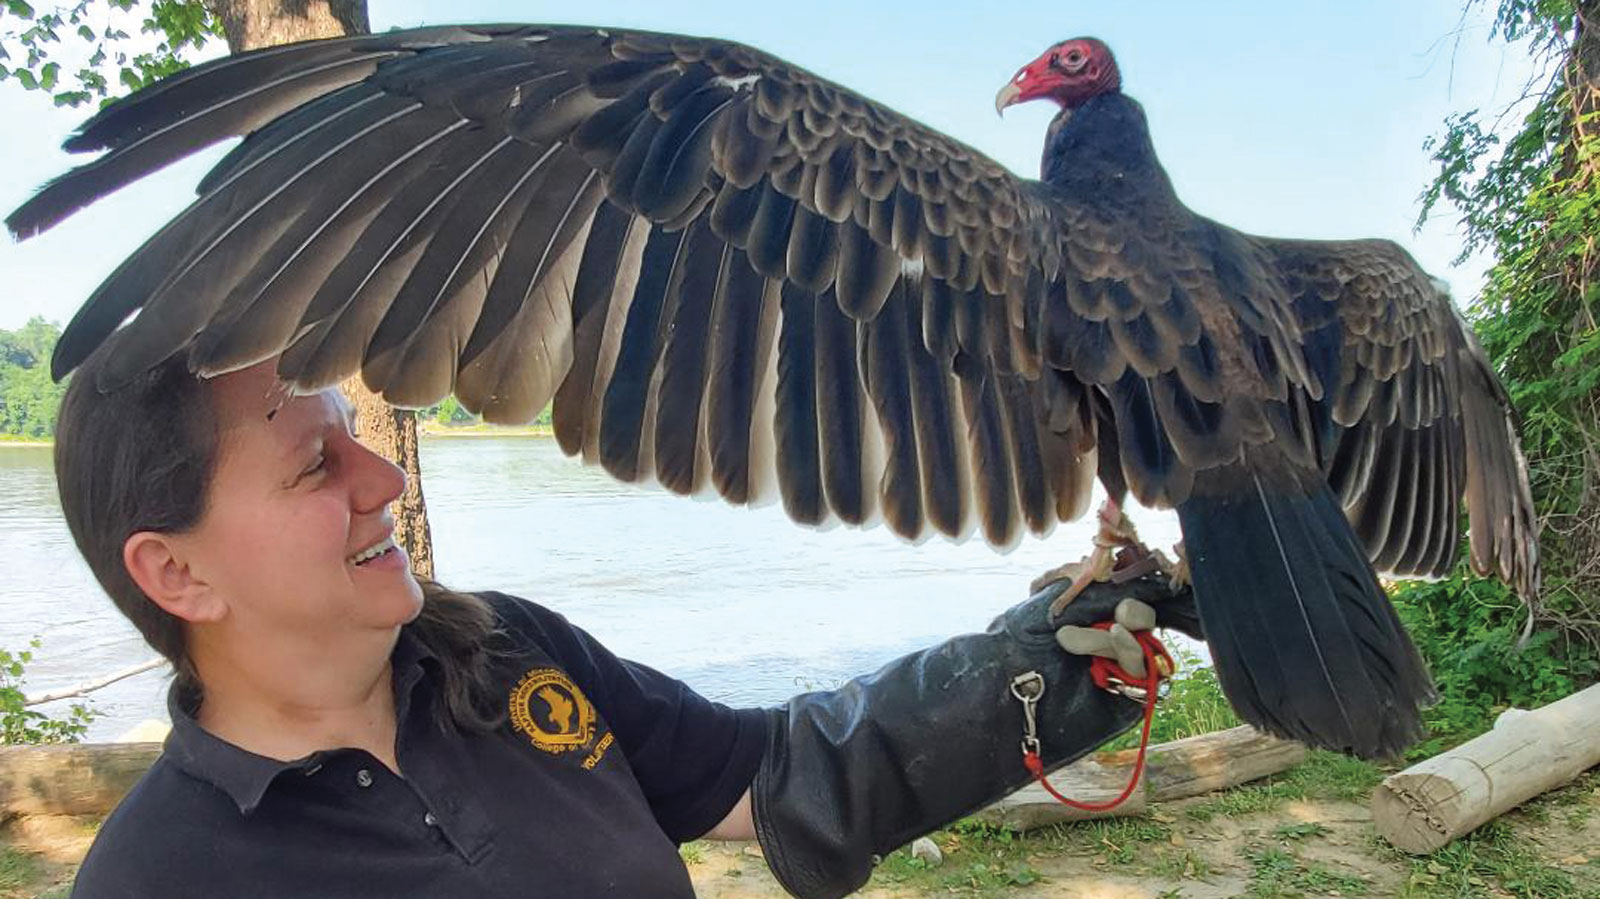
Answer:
[{"left": 54, "top": 349, "right": 504, "bottom": 732}]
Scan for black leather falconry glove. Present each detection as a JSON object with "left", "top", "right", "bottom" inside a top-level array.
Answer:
[{"left": 750, "top": 574, "right": 1201, "bottom": 899}]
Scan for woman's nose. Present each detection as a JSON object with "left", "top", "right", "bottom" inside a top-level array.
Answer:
[{"left": 350, "top": 439, "right": 406, "bottom": 513}]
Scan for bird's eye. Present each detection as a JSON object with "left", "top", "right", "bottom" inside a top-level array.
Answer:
[{"left": 1066, "top": 50, "right": 1085, "bottom": 68}]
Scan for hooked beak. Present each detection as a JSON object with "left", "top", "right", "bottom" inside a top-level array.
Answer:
[
  {"left": 995, "top": 81, "right": 1023, "bottom": 116},
  {"left": 996, "top": 55, "right": 1058, "bottom": 117}
]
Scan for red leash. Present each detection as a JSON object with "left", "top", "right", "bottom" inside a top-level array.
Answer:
[{"left": 1015, "top": 626, "right": 1173, "bottom": 812}]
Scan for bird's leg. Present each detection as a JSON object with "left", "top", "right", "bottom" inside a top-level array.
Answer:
[
  {"left": 1034, "top": 498, "right": 1141, "bottom": 618},
  {"left": 1159, "top": 541, "right": 1190, "bottom": 593},
  {"left": 1037, "top": 504, "right": 1192, "bottom": 619}
]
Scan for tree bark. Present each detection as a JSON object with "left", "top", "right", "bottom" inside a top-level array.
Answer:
[
  {"left": 206, "top": 0, "right": 368, "bottom": 54},
  {"left": 205, "top": 0, "right": 434, "bottom": 580}
]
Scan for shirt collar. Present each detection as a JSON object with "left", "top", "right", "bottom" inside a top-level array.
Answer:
[{"left": 163, "top": 628, "right": 436, "bottom": 815}]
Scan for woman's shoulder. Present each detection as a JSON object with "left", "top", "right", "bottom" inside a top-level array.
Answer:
[
  {"left": 464, "top": 590, "right": 622, "bottom": 687},
  {"left": 470, "top": 590, "right": 583, "bottom": 645},
  {"left": 73, "top": 755, "right": 238, "bottom": 895}
]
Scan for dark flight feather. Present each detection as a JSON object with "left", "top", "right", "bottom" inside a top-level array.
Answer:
[
  {"left": 813, "top": 287, "right": 867, "bottom": 523},
  {"left": 860, "top": 281, "right": 924, "bottom": 537},
  {"left": 599, "top": 224, "right": 690, "bottom": 482},
  {"left": 654, "top": 219, "right": 725, "bottom": 494},
  {"left": 704, "top": 248, "right": 770, "bottom": 503},
  {"left": 774, "top": 283, "right": 824, "bottom": 524},
  {"left": 958, "top": 368, "right": 1018, "bottom": 546},
  {"left": 552, "top": 202, "right": 640, "bottom": 454}
]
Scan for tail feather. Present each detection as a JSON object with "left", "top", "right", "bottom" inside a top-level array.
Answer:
[{"left": 1177, "top": 451, "right": 1434, "bottom": 758}]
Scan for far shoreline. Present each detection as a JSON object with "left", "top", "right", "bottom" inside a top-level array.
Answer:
[{"left": 419, "top": 422, "right": 553, "bottom": 439}]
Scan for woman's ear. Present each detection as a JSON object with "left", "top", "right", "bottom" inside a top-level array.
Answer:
[{"left": 123, "top": 532, "right": 227, "bottom": 623}]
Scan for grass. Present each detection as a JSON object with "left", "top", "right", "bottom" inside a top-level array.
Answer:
[
  {"left": 870, "top": 813, "right": 1184, "bottom": 895},
  {"left": 1273, "top": 822, "right": 1330, "bottom": 841},
  {"left": 1147, "top": 847, "right": 1212, "bottom": 880},
  {"left": 1243, "top": 844, "right": 1369, "bottom": 897},
  {"left": 1182, "top": 750, "right": 1387, "bottom": 822},
  {"left": 679, "top": 840, "right": 708, "bottom": 865},
  {"left": 0, "top": 846, "right": 40, "bottom": 892},
  {"left": 859, "top": 665, "right": 1599, "bottom": 898},
  {"left": 1104, "top": 649, "right": 1242, "bottom": 750},
  {"left": 1376, "top": 818, "right": 1598, "bottom": 899}
]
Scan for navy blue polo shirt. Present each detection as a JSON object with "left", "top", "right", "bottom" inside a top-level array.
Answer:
[{"left": 70, "top": 592, "right": 768, "bottom": 898}]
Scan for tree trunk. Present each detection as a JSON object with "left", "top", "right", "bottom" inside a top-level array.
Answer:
[
  {"left": 205, "top": 0, "right": 434, "bottom": 580},
  {"left": 207, "top": 0, "right": 368, "bottom": 54}
]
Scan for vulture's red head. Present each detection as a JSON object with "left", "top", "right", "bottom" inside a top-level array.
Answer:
[{"left": 996, "top": 38, "right": 1121, "bottom": 114}]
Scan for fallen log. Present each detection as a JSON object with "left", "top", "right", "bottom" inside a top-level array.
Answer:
[
  {"left": 978, "top": 724, "right": 1307, "bottom": 829},
  {"left": 1372, "top": 682, "right": 1600, "bottom": 854},
  {"left": 0, "top": 743, "right": 162, "bottom": 818}
]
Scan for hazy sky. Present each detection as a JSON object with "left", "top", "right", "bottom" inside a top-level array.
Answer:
[{"left": 0, "top": 0, "right": 1541, "bottom": 331}]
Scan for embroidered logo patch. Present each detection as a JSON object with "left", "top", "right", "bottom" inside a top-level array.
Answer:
[{"left": 509, "top": 667, "right": 599, "bottom": 757}]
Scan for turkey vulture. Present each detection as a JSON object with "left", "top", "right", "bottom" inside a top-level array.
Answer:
[{"left": 6, "top": 25, "right": 1538, "bottom": 758}]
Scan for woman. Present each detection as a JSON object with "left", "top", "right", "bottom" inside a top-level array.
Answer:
[{"left": 54, "top": 347, "right": 1197, "bottom": 899}]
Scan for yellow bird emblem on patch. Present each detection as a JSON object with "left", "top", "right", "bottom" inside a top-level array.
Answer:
[
  {"left": 538, "top": 685, "right": 575, "bottom": 734},
  {"left": 509, "top": 667, "right": 601, "bottom": 757}
]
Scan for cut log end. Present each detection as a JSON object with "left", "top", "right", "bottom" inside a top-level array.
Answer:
[
  {"left": 1372, "top": 684, "right": 1600, "bottom": 855},
  {"left": 1371, "top": 772, "right": 1465, "bottom": 854}
]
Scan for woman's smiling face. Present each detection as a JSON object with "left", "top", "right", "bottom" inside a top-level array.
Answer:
[{"left": 173, "top": 362, "right": 424, "bottom": 643}]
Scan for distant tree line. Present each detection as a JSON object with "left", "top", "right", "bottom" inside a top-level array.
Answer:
[
  {"left": 418, "top": 396, "right": 552, "bottom": 428},
  {"left": 0, "top": 317, "right": 67, "bottom": 439},
  {"left": 0, "top": 315, "right": 548, "bottom": 440}
]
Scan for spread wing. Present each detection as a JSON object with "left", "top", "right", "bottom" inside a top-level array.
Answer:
[
  {"left": 6, "top": 22, "right": 1312, "bottom": 547},
  {"left": 1268, "top": 237, "right": 1538, "bottom": 598},
  {"left": 2, "top": 24, "right": 1325, "bottom": 547}
]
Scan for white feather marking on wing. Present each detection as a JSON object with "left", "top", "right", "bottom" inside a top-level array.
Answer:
[
  {"left": 743, "top": 278, "right": 783, "bottom": 509},
  {"left": 711, "top": 73, "right": 761, "bottom": 91}
]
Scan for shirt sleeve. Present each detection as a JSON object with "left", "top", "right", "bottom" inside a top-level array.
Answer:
[{"left": 482, "top": 592, "right": 768, "bottom": 842}]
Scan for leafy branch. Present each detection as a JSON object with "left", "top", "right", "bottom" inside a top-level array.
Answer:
[
  {"left": 1401, "top": 0, "right": 1600, "bottom": 680},
  {"left": 1, "top": 640, "right": 95, "bottom": 745},
  {"left": 0, "top": 0, "right": 218, "bottom": 107}
]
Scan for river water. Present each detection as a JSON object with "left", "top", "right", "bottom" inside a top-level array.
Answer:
[{"left": 0, "top": 437, "right": 1182, "bottom": 740}]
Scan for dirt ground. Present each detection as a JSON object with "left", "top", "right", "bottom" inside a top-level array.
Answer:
[
  {"left": 4, "top": 777, "right": 1597, "bottom": 898},
  {"left": 682, "top": 783, "right": 1600, "bottom": 899}
]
